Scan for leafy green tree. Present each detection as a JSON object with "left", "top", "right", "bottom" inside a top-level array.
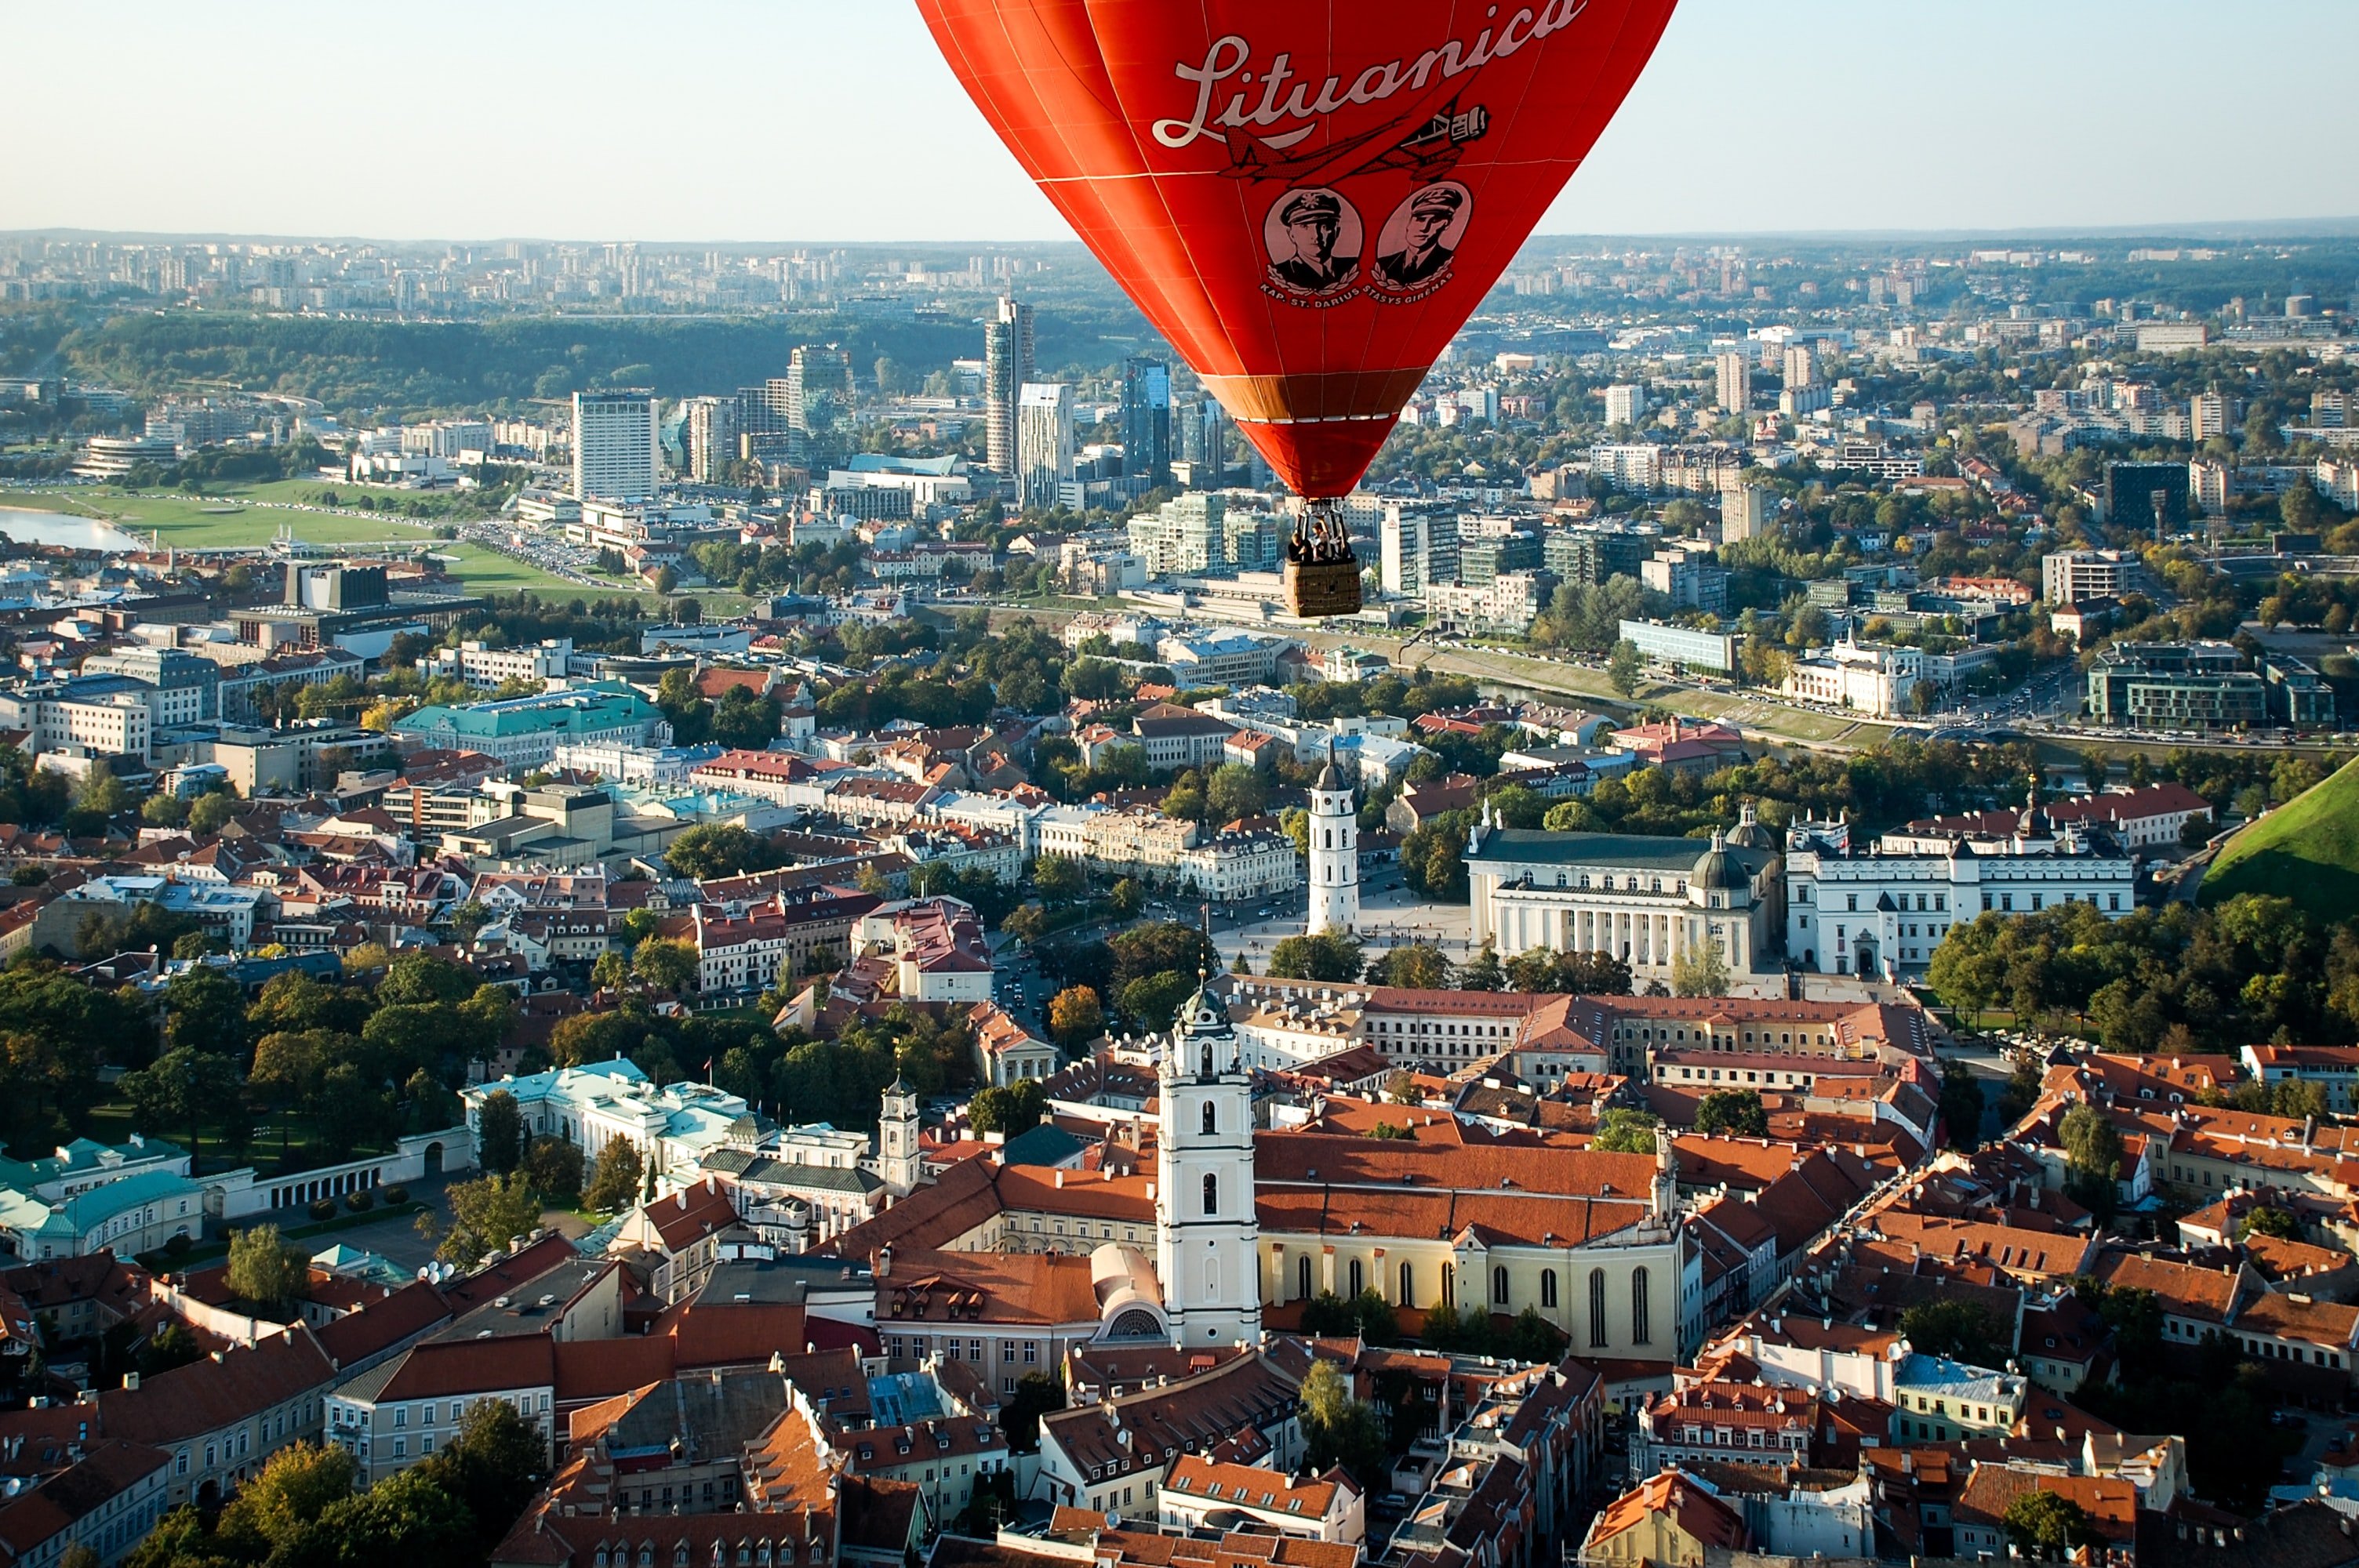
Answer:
[
  {"left": 1607, "top": 638, "right": 1643, "bottom": 697},
  {"left": 581, "top": 1135, "right": 644, "bottom": 1213},
  {"left": 970, "top": 1080, "right": 1048, "bottom": 1136},
  {"left": 2241, "top": 1204, "right": 2301, "bottom": 1240},
  {"left": 421, "top": 1392, "right": 551, "bottom": 1551},
  {"left": 1670, "top": 946, "right": 1730, "bottom": 997},
  {"left": 188, "top": 790, "right": 238, "bottom": 836},
  {"left": 2060, "top": 1102, "right": 2125, "bottom": 1218},
  {"left": 1593, "top": 1108, "right": 1661, "bottom": 1154},
  {"left": 226, "top": 1223, "right": 306, "bottom": 1312},
  {"left": 519, "top": 1137, "right": 584, "bottom": 1205},
  {"left": 1939, "top": 1060, "right": 1986, "bottom": 1151},
  {"left": 1299, "top": 1359, "right": 1388, "bottom": 1488},
  {"left": 1107, "top": 879, "right": 1146, "bottom": 920},
  {"left": 711, "top": 686, "right": 781, "bottom": 750},
  {"left": 2002, "top": 1492, "right": 2102, "bottom": 1559},
  {"left": 1267, "top": 932, "right": 1365, "bottom": 982},
  {"left": 666, "top": 822, "right": 783, "bottom": 880},
  {"left": 1118, "top": 970, "right": 1196, "bottom": 1033},
  {"left": 1897, "top": 1298, "right": 2005, "bottom": 1366},
  {"left": 1696, "top": 1089, "right": 1769, "bottom": 1138},
  {"left": 1001, "top": 1371, "right": 1067, "bottom": 1451},
  {"left": 1457, "top": 943, "right": 1503, "bottom": 991},
  {"left": 474, "top": 1089, "right": 522, "bottom": 1175},
  {"left": 121, "top": 1046, "right": 246, "bottom": 1167},
  {"left": 376, "top": 952, "right": 478, "bottom": 1007},
  {"left": 437, "top": 1174, "right": 543, "bottom": 1264},
  {"left": 631, "top": 938, "right": 698, "bottom": 995},
  {"left": 1206, "top": 763, "right": 1270, "bottom": 823},
  {"left": 1505, "top": 1305, "right": 1568, "bottom": 1365},
  {"left": 1031, "top": 855, "right": 1085, "bottom": 903},
  {"left": 1372, "top": 945, "right": 1452, "bottom": 989},
  {"left": 162, "top": 965, "right": 245, "bottom": 1057}
]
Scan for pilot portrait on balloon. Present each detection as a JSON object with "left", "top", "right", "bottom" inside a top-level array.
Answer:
[
  {"left": 1369, "top": 180, "right": 1471, "bottom": 299},
  {"left": 1261, "top": 187, "right": 1363, "bottom": 302}
]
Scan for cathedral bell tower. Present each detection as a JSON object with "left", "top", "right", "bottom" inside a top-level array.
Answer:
[
  {"left": 1307, "top": 741, "right": 1359, "bottom": 935},
  {"left": 1156, "top": 971, "right": 1262, "bottom": 1345},
  {"left": 877, "top": 1075, "right": 923, "bottom": 1198}
]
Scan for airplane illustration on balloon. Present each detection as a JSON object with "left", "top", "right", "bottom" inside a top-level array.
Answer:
[{"left": 1220, "top": 92, "right": 1491, "bottom": 187}]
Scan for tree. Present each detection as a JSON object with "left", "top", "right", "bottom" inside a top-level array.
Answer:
[
  {"left": 1107, "top": 879, "right": 1146, "bottom": 920},
  {"left": 1897, "top": 1298, "right": 2005, "bottom": 1367},
  {"left": 1695, "top": 1089, "right": 1768, "bottom": 1138},
  {"left": 1298, "top": 1359, "right": 1388, "bottom": 1488},
  {"left": 1001, "top": 1371, "right": 1067, "bottom": 1451},
  {"left": 1118, "top": 970, "right": 1195, "bottom": 1032},
  {"left": 1267, "top": 933, "right": 1365, "bottom": 982},
  {"left": 474, "top": 1090, "right": 522, "bottom": 1175},
  {"left": 711, "top": 686, "right": 781, "bottom": 750},
  {"left": 2059, "top": 1102, "right": 2125, "bottom": 1218},
  {"left": 666, "top": 822, "right": 783, "bottom": 880},
  {"left": 1939, "top": 1060, "right": 1986, "bottom": 1151},
  {"left": 2241, "top": 1204, "right": 2302, "bottom": 1240},
  {"left": 1372, "top": 945, "right": 1452, "bottom": 990},
  {"left": 141, "top": 792, "right": 189, "bottom": 829},
  {"left": 120, "top": 1046, "right": 246, "bottom": 1168},
  {"left": 225, "top": 1223, "right": 305, "bottom": 1312},
  {"left": 1607, "top": 638, "right": 1643, "bottom": 698},
  {"left": 581, "top": 1135, "right": 645, "bottom": 1213},
  {"left": 519, "top": 1137, "right": 584, "bottom": 1205},
  {"left": 423, "top": 1398, "right": 550, "bottom": 1550},
  {"left": 188, "top": 790, "right": 238, "bottom": 835},
  {"left": 216, "top": 1441, "right": 359, "bottom": 1555},
  {"left": 162, "top": 965, "right": 245, "bottom": 1057},
  {"left": 631, "top": 938, "right": 698, "bottom": 996},
  {"left": 2002, "top": 1491, "right": 2103, "bottom": 1560},
  {"left": 1047, "top": 986, "right": 1104, "bottom": 1051},
  {"left": 970, "top": 1080, "right": 1048, "bottom": 1136},
  {"left": 377, "top": 953, "right": 479, "bottom": 1007},
  {"left": 1205, "top": 763, "right": 1270, "bottom": 823},
  {"left": 1458, "top": 943, "right": 1503, "bottom": 991},
  {"left": 1031, "top": 855, "right": 1085, "bottom": 903},
  {"left": 1670, "top": 945, "right": 1730, "bottom": 997},
  {"left": 438, "top": 1174, "right": 543, "bottom": 1264},
  {"left": 1593, "top": 1108, "right": 1661, "bottom": 1154}
]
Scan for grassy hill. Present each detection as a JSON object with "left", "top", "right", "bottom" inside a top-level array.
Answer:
[{"left": 2201, "top": 756, "right": 2359, "bottom": 920}]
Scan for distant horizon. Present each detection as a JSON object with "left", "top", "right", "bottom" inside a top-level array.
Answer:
[
  {"left": 4, "top": 2, "right": 2354, "bottom": 241},
  {"left": 9, "top": 218, "right": 2359, "bottom": 251}
]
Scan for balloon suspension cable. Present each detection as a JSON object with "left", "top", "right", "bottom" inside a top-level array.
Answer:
[{"left": 1286, "top": 497, "right": 1353, "bottom": 564}]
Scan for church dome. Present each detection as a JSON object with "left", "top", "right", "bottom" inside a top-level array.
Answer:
[
  {"left": 1725, "top": 801, "right": 1775, "bottom": 851},
  {"left": 1692, "top": 829, "right": 1747, "bottom": 891},
  {"left": 1313, "top": 758, "right": 1345, "bottom": 793}
]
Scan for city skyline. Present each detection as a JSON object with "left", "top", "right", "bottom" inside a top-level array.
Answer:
[{"left": 4, "top": 1, "right": 2354, "bottom": 243}]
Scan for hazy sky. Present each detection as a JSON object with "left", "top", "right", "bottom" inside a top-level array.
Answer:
[{"left": 6, "top": 1, "right": 2355, "bottom": 243}]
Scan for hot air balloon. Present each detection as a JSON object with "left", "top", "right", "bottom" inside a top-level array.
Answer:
[{"left": 918, "top": 0, "right": 1678, "bottom": 618}]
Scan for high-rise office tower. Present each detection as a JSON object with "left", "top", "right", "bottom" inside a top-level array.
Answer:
[
  {"left": 1379, "top": 504, "right": 1460, "bottom": 596},
  {"left": 1016, "top": 382, "right": 1074, "bottom": 511},
  {"left": 571, "top": 390, "right": 659, "bottom": 503},
  {"left": 787, "top": 344, "right": 853, "bottom": 436},
  {"left": 1716, "top": 351, "right": 1751, "bottom": 413},
  {"left": 682, "top": 397, "right": 739, "bottom": 485},
  {"left": 984, "top": 296, "right": 1035, "bottom": 475},
  {"left": 1176, "top": 399, "right": 1230, "bottom": 485},
  {"left": 1121, "top": 357, "right": 1172, "bottom": 488}
]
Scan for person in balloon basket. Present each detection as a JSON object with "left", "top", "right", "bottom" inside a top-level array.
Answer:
[
  {"left": 1376, "top": 184, "right": 1464, "bottom": 289},
  {"left": 1269, "top": 191, "right": 1357, "bottom": 294}
]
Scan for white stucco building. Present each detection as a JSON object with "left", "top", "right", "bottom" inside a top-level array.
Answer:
[
  {"left": 1306, "top": 749, "right": 1359, "bottom": 935},
  {"left": 1783, "top": 804, "right": 2137, "bottom": 979},
  {"left": 1463, "top": 804, "right": 1784, "bottom": 983}
]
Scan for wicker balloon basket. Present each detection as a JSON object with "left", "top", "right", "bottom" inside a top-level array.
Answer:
[{"left": 1284, "top": 555, "right": 1363, "bottom": 619}]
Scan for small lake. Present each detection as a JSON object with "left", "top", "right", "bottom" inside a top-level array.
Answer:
[{"left": 0, "top": 508, "right": 148, "bottom": 553}]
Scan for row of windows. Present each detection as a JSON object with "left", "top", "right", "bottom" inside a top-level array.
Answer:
[{"left": 1291, "top": 1257, "right": 1652, "bottom": 1345}]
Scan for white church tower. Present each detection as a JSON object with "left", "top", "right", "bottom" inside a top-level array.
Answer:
[
  {"left": 1306, "top": 742, "right": 1359, "bottom": 935},
  {"left": 1156, "top": 973, "right": 1262, "bottom": 1345},
  {"left": 876, "top": 1075, "right": 924, "bottom": 1198}
]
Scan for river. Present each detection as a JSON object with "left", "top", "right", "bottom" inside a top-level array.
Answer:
[{"left": 0, "top": 507, "right": 148, "bottom": 553}]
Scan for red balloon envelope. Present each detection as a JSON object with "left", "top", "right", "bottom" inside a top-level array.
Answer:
[{"left": 918, "top": 0, "right": 1679, "bottom": 499}]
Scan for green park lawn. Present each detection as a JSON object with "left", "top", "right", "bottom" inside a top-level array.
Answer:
[{"left": 2201, "top": 755, "right": 2359, "bottom": 921}]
